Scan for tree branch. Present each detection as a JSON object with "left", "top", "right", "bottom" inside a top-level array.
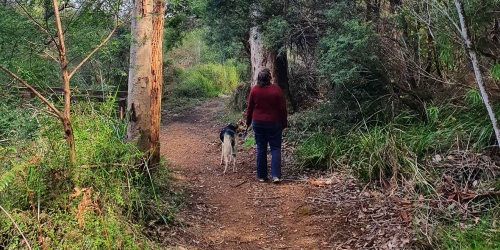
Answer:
[
  {"left": 0, "top": 65, "right": 64, "bottom": 120},
  {"left": 14, "top": 0, "right": 57, "bottom": 46},
  {"left": 0, "top": 205, "right": 32, "bottom": 250},
  {"left": 68, "top": 23, "right": 120, "bottom": 79}
]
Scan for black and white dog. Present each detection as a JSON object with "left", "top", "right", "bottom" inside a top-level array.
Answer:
[{"left": 219, "top": 124, "right": 238, "bottom": 174}]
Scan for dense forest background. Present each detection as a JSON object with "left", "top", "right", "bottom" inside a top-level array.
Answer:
[{"left": 1, "top": 0, "right": 499, "bottom": 249}]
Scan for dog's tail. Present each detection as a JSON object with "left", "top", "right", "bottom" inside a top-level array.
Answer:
[{"left": 223, "top": 133, "right": 236, "bottom": 157}]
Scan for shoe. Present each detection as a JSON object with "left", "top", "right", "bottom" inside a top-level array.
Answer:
[
  {"left": 258, "top": 178, "right": 266, "bottom": 182},
  {"left": 272, "top": 177, "right": 281, "bottom": 183}
]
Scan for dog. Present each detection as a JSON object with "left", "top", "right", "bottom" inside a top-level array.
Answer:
[{"left": 219, "top": 123, "right": 241, "bottom": 174}]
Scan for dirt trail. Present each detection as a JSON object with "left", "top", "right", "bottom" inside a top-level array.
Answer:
[{"left": 159, "top": 99, "right": 412, "bottom": 250}]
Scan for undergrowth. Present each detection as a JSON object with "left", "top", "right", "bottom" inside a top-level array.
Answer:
[
  {"left": 289, "top": 89, "right": 500, "bottom": 248},
  {"left": 0, "top": 96, "right": 178, "bottom": 249},
  {"left": 291, "top": 90, "right": 494, "bottom": 181}
]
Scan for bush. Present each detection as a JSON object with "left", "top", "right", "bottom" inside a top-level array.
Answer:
[
  {"left": 291, "top": 97, "right": 497, "bottom": 184},
  {"left": 171, "top": 63, "right": 239, "bottom": 98},
  {"left": 0, "top": 98, "right": 173, "bottom": 249}
]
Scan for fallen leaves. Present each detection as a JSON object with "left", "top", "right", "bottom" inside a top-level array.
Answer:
[{"left": 308, "top": 177, "right": 338, "bottom": 186}]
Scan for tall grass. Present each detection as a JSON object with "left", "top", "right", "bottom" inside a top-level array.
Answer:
[
  {"left": 293, "top": 92, "right": 496, "bottom": 184},
  {"left": 171, "top": 63, "right": 239, "bottom": 98},
  {"left": 0, "top": 97, "right": 174, "bottom": 249}
]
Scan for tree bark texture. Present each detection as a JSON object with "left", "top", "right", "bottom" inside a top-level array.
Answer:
[
  {"left": 128, "top": 0, "right": 153, "bottom": 154},
  {"left": 149, "top": 0, "right": 166, "bottom": 167},
  {"left": 52, "top": 0, "right": 76, "bottom": 165},
  {"left": 249, "top": 25, "right": 276, "bottom": 87},
  {"left": 454, "top": 0, "right": 500, "bottom": 148}
]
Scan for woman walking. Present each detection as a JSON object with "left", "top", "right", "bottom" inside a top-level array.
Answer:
[{"left": 246, "top": 68, "right": 288, "bottom": 183}]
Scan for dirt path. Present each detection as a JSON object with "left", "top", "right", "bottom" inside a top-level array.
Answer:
[{"left": 158, "top": 99, "right": 413, "bottom": 250}]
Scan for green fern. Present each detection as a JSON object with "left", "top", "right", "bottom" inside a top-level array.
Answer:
[{"left": 0, "top": 165, "right": 23, "bottom": 193}]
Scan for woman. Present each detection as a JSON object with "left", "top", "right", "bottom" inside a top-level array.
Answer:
[{"left": 246, "top": 68, "right": 287, "bottom": 183}]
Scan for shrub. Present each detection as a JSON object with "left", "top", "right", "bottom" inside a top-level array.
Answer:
[
  {"left": 171, "top": 63, "right": 239, "bottom": 98},
  {"left": 0, "top": 98, "right": 172, "bottom": 249},
  {"left": 291, "top": 98, "right": 497, "bottom": 184}
]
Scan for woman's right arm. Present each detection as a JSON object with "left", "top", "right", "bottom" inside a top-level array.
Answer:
[{"left": 246, "top": 88, "right": 255, "bottom": 126}]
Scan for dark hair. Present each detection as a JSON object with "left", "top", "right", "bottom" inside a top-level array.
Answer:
[{"left": 257, "top": 68, "right": 272, "bottom": 87}]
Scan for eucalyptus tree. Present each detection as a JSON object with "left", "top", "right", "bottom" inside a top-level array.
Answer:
[
  {"left": 205, "top": 0, "right": 298, "bottom": 108},
  {"left": 127, "top": 0, "right": 165, "bottom": 167}
]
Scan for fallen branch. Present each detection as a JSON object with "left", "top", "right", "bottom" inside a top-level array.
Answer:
[
  {"left": 0, "top": 205, "right": 32, "bottom": 250},
  {"left": 466, "top": 191, "right": 500, "bottom": 202},
  {"left": 249, "top": 196, "right": 281, "bottom": 199},
  {"left": 231, "top": 180, "right": 247, "bottom": 188}
]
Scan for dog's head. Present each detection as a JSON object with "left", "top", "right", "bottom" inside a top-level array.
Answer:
[{"left": 236, "top": 119, "right": 248, "bottom": 137}]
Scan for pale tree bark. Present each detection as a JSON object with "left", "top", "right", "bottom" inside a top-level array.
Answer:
[
  {"left": 248, "top": 4, "right": 297, "bottom": 110},
  {"left": 249, "top": 25, "right": 276, "bottom": 87},
  {"left": 249, "top": 3, "right": 276, "bottom": 87},
  {"left": 127, "top": 0, "right": 165, "bottom": 167},
  {"left": 454, "top": 0, "right": 500, "bottom": 148},
  {"left": 149, "top": 0, "right": 166, "bottom": 166},
  {"left": 128, "top": 0, "right": 153, "bottom": 155}
]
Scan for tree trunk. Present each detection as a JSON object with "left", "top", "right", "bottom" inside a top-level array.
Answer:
[
  {"left": 127, "top": 0, "right": 153, "bottom": 154},
  {"left": 52, "top": 0, "right": 76, "bottom": 165},
  {"left": 454, "top": 0, "right": 500, "bottom": 148},
  {"left": 149, "top": 0, "right": 165, "bottom": 167},
  {"left": 249, "top": 25, "right": 276, "bottom": 87},
  {"left": 275, "top": 53, "right": 297, "bottom": 111}
]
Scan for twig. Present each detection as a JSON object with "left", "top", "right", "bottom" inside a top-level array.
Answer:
[
  {"left": 231, "top": 180, "right": 247, "bottom": 188},
  {"left": 0, "top": 65, "right": 64, "bottom": 121},
  {"left": 80, "top": 163, "right": 140, "bottom": 168},
  {"left": 68, "top": 23, "right": 120, "bottom": 79},
  {"left": 248, "top": 196, "right": 281, "bottom": 199},
  {"left": 466, "top": 191, "right": 500, "bottom": 202},
  {"left": 0, "top": 205, "right": 32, "bottom": 250}
]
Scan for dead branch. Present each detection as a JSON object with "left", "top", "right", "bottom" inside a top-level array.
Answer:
[{"left": 0, "top": 65, "right": 63, "bottom": 120}]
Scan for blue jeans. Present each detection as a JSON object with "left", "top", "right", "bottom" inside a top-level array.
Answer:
[{"left": 252, "top": 121, "right": 282, "bottom": 179}]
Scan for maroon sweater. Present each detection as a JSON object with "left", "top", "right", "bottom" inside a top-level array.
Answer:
[{"left": 246, "top": 84, "right": 288, "bottom": 129}]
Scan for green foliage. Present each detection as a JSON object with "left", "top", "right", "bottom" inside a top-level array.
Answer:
[
  {"left": 291, "top": 100, "right": 497, "bottom": 182},
  {"left": 261, "top": 16, "right": 289, "bottom": 53},
  {"left": 0, "top": 94, "right": 41, "bottom": 140},
  {"left": 243, "top": 137, "right": 255, "bottom": 148},
  {"left": 465, "top": 89, "right": 483, "bottom": 107},
  {"left": 0, "top": 1, "right": 130, "bottom": 91},
  {"left": 437, "top": 213, "right": 500, "bottom": 250},
  {"left": 318, "top": 19, "right": 382, "bottom": 86},
  {"left": 491, "top": 63, "right": 500, "bottom": 81},
  {"left": 171, "top": 63, "right": 239, "bottom": 98},
  {"left": 203, "top": 0, "right": 250, "bottom": 61},
  {"left": 0, "top": 98, "right": 175, "bottom": 249},
  {"left": 0, "top": 4, "right": 58, "bottom": 86},
  {"left": 294, "top": 132, "right": 334, "bottom": 169},
  {"left": 0, "top": 164, "right": 23, "bottom": 193}
]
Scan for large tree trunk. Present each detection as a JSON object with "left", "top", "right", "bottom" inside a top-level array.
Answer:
[
  {"left": 149, "top": 0, "right": 165, "bottom": 167},
  {"left": 275, "top": 53, "right": 297, "bottom": 111},
  {"left": 249, "top": 25, "right": 276, "bottom": 87},
  {"left": 127, "top": 0, "right": 153, "bottom": 155},
  {"left": 454, "top": 0, "right": 500, "bottom": 148}
]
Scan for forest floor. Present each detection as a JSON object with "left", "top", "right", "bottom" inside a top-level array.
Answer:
[{"left": 155, "top": 98, "right": 414, "bottom": 250}]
